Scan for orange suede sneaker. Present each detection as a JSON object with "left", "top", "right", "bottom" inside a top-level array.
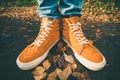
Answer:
[
  {"left": 16, "top": 18, "right": 60, "bottom": 70},
  {"left": 62, "top": 16, "right": 106, "bottom": 71}
]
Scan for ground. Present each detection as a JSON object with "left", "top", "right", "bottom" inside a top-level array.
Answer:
[{"left": 0, "top": 6, "right": 120, "bottom": 80}]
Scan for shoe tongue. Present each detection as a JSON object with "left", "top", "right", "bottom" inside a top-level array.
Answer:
[{"left": 69, "top": 16, "right": 80, "bottom": 24}]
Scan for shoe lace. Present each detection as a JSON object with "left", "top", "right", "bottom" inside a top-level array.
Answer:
[
  {"left": 32, "top": 21, "right": 52, "bottom": 46},
  {"left": 69, "top": 22, "right": 89, "bottom": 45}
]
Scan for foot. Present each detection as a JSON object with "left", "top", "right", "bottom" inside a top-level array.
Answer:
[
  {"left": 16, "top": 18, "right": 60, "bottom": 70},
  {"left": 62, "top": 16, "right": 106, "bottom": 71}
]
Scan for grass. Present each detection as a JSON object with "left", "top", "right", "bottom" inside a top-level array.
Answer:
[{"left": 83, "top": 0, "right": 119, "bottom": 15}]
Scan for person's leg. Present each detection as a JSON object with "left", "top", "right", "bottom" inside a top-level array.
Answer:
[
  {"left": 60, "top": 0, "right": 83, "bottom": 17},
  {"left": 16, "top": 0, "right": 60, "bottom": 70},
  {"left": 61, "top": 0, "right": 106, "bottom": 71},
  {"left": 38, "top": 0, "right": 60, "bottom": 19}
]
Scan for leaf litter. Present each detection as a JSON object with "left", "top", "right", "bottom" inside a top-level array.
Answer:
[{"left": 32, "top": 40, "right": 91, "bottom": 80}]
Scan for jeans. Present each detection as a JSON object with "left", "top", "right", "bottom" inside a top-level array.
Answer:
[{"left": 37, "top": 0, "right": 83, "bottom": 19}]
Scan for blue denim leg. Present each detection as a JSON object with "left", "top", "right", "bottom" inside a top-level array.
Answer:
[
  {"left": 60, "top": 0, "right": 84, "bottom": 17},
  {"left": 37, "top": 0, "right": 60, "bottom": 19}
]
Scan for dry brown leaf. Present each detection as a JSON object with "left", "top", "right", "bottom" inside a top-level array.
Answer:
[
  {"left": 57, "top": 41, "right": 67, "bottom": 52},
  {"left": 88, "top": 40, "right": 94, "bottom": 45},
  {"left": 34, "top": 76, "right": 42, "bottom": 80},
  {"left": 60, "top": 46, "right": 67, "bottom": 52},
  {"left": 55, "top": 68, "right": 62, "bottom": 75},
  {"left": 47, "top": 70, "right": 57, "bottom": 80},
  {"left": 96, "top": 29, "right": 102, "bottom": 38},
  {"left": 71, "top": 63, "right": 77, "bottom": 71},
  {"left": 72, "top": 72, "right": 82, "bottom": 80},
  {"left": 58, "top": 67, "right": 72, "bottom": 80},
  {"left": 53, "top": 55, "right": 60, "bottom": 63},
  {"left": 33, "top": 66, "right": 45, "bottom": 76},
  {"left": 57, "top": 41, "right": 63, "bottom": 49},
  {"left": 34, "top": 72, "right": 47, "bottom": 80},
  {"left": 81, "top": 71, "right": 91, "bottom": 80},
  {"left": 91, "top": 25, "right": 95, "bottom": 28},
  {"left": 58, "top": 55, "right": 65, "bottom": 67},
  {"left": 35, "top": 66, "right": 45, "bottom": 72},
  {"left": 64, "top": 53, "right": 75, "bottom": 64},
  {"left": 42, "top": 60, "right": 51, "bottom": 70},
  {"left": 19, "top": 27, "right": 28, "bottom": 30},
  {"left": 66, "top": 63, "right": 77, "bottom": 71}
]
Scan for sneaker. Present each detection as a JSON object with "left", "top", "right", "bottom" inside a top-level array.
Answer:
[
  {"left": 62, "top": 16, "right": 106, "bottom": 71},
  {"left": 16, "top": 18, "right": 60, "bottom": 70}
]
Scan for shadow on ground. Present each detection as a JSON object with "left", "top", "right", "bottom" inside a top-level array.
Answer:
[{"left": 0, "top": 16, "right": 120, "bottom": 80}]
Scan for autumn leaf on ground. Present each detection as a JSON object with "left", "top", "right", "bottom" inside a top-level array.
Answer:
[
  {"left": 47, "top": 70, "right": 57, "bottom": 80},
  {"left": 32, "top": 66, "right": 45, "bottom": 76},
  {"left": 95, "top": 29, "right": 103, "bottom": 38},
  {"left": 19, "top": 27, "right": 28, "bottom": 31},
  {"left": 42, "top": 60, "right": 51, "bottom": 70},
  {"left": 88, "top": 39, "right": 94, "bottom": 45},
  {"left": 58, "top": 67, "right": 72, "bottom": 80},
  {"left": 64, "top": 52, "right": 75, "bottom": 64}
]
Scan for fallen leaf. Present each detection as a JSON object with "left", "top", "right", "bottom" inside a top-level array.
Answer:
[
  {"left": 47, "top": 70, "right": 57, "bottom": 80},
  {"left": 61, "top": 46, "right": 67, "bottom": 52},
  {"left": 72, "top": 72, "right": 82, "bottom": 80},
  {"left": 88, "top": 40, "right": 94, "bottom": 45},
  {"left": 57, "top": 41, "right": 63, "bottom": 49},
  {"left": 57, "top": 41, "right": 67, "bottom": 52},
  {"left": 58, "top": 55, "right": 65, "bottom": 67},
  {"left": 64, "top": 53, "right": 75, "bottom": 64},
  {"left": 81, "top": 71, "right": 91, "bottom": 80},
  {"left": 32, "top": 66, "right": 45, "bottom": 76},
  {"left": 66, "top": 63, "right": 77, "bottom": 71},
  {"left": 33, "top": 76, "right": 41, "bottom": 80},
  {"left": 96, "top": 29, "right": 102, "bottom": 38},
  {"left": 90, "top": 25, "right": 95, "bottom": 28},
  {"left": 42, "top": 60, "right": 51, "bottom": 70},
  {"left": 34, "top": 72, "right": 47, "bottom": 80},
  {"left": 71, "top": 63, "right": 77, "bottom": 71},
  {"left": 55, "top": 68, "right": 62, "bottom": 75},
  {"left": 75, "top": 64, "right": 83, "bottom": 72},
  {"left": 58, "top": 67, "right": 72, "bottom": 80},
  {"left": 19, "top": 27, "right": 28, "bottom": 30},
  {"left": 53, "top": 55, "right": 60, "bottom": 63}
]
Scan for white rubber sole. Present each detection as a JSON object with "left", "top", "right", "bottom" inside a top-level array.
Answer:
[
  {"left": 62, "top": 38, "right": 106, "bottom": 71},
  {"left": 16, "top": 39, "right": 59, "bottom": 70}
]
